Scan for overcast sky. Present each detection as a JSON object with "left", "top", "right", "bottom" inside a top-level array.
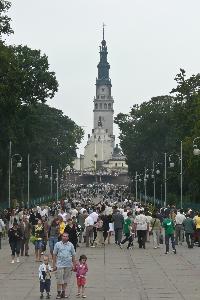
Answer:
[{"left": 7, "top": 0, "right": 200, "bottom": 154}]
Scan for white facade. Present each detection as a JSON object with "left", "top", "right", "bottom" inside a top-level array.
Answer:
[{"left": 84, "top": 127, "right": 114, "bottom": 169}]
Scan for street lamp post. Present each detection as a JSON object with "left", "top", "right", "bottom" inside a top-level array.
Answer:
[
  {"left": 169, "top": 141, "right": 183, "bottom": 208},
  {"left": 193, "top": 137, "right": 200, "bottom": 155},
  {"left": 8, "top": 141, "right": 23, "bottom": 208},
  {"left": 144, "top": 167, "right": 148, "bottom": 205},
  {"left": 135, "top": 171, "right": 138, "bottom": 202},
  {"left": 56, "top": 169, "right": 59, "bottom": 202},
  {"left": 27, "top": 154, "right": 30, "bottom": 208},
  {"left": 164, "top": 153, "right": 167, "bottom": 207}
]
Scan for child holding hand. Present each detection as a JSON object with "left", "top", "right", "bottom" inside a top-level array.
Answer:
[{"left": 75, "top": 254, "right": 88, "bottom": 298}]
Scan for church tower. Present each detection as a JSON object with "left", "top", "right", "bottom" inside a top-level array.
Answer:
[
  {"left": 93, "top": 25, "right": 114, "bottom": 136},
  {"left": 83, "top": 26, "right": 115, "bottom": 170}
]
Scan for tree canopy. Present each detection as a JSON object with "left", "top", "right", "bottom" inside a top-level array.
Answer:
[
  {"left": 0, "top": 0, "right": 84, "bottom": 205},
  {"left": 115, "top": 70, "right": 200, "bottom": 205}
]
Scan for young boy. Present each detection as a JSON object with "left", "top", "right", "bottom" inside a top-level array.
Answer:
[
  {"left": 75, "top": 254, "right": 88, "bottom": 298},
  {"left": 39, "top": 255, "right": 52, "bottom": 299}
]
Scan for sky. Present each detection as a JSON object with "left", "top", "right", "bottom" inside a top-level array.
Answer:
[{"left": 7, "top": 0, "right": 200, "bottom": 154}]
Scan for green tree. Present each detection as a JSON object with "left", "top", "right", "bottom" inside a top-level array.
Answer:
[{"left": 0, "top": 0, "right": 13, "bottom": 38}]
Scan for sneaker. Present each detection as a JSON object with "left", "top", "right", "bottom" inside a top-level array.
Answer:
[
  {"left": 119, "top": 243, "right": 122, "bottom": 249},
  {"left": 11, "top": 260, "right": 14, "bottom": 264},
  {"left": 154, "top": 247, "right": 157, "bottom": 249},
  {"left": 46, "top": 293, "right": 50, "bottom": 299},
  {"left": 165, "top": 252, "right": 169, "bottom": 254},
  {"left": 16, "top": 258, "right": 20, "bottom": 263},
  {"left": 40, "top": 294, "right": 44, "bottom": 299},
  {"left": 173, "top": 249, "right": 177, "bottom": 254},
  {"left": 56, "top": 294, "right": 61, "bottom": 299}
]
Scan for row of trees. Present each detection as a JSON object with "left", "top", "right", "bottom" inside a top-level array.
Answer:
[
  {"left": 0, "top": 1, "right": 84, "bottom": 204},
  {"left": 115, "top": 69, "right": 200, "bottom": 205}
]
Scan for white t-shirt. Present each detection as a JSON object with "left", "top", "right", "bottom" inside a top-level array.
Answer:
[
  {"left": 71, "top": 208, "right": 78, "bottom": 218},
  {"left": 90, "top": 212, "right": 99, "bottom": 223},
  {"left": 135, "top": 214, "right": 148, "bottom": 230}
]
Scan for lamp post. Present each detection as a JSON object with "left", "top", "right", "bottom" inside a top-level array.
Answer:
[
  {"left": 56, "top": 169, "right": 59, "bottom": 201},
  {"left": 164, "top": 153, "right": 167, "bottom": 207},
  {"left": 151, "top": 162, "right": 161, "bottom": 207},
  {"left": 144, "top": 167, "right": 149, "bottom": 205},
  {"left": 27, "top": 154, "right": 30, "bottom": 208},
  {"left": 135, "top": 171, "right": 138, "bottom": 202},
  {"left": 8, "top": 141, "right": 23, "bottom": 208},
  {"left": 193, "top": 137, "right": 200, "bottom": 156},
  {"left": 169, "top": 141, "right": 183, "bottom": 209}
]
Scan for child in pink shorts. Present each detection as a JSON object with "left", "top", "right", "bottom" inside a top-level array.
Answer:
[{"left": 75, "top": 254, "right": 88, "bottom": 298}]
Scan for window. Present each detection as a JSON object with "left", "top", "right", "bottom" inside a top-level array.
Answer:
[
  {"left": 108, "top": 103, "right": 111, "bottom": 109},
  {"left": 101, "top": 95, "right": 105, "bottom": 99},
  {"left": 115, "top": 163, "right": 117, "bottom": 167},
  {"left": 95, "top": 103, "right": 98, "bottom": 109},
  {"left": 100, "top": 103, "right": 102, "bottom": 109},
  {"left": 104, "top": 103, "right": 107, "bottom": 109},
  {"left": 122, "top": 163, "right": 124, "bottom": 167},
  {"left": 102, "top": 88, "right": 105, "bottom": 92}
]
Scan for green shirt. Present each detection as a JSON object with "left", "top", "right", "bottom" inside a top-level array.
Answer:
[
  {"left": 162, "top": 218, "right": 175, "bottom": 235},
  {"left": 123, "top": 218, "right": 132, "bottom": 234}
]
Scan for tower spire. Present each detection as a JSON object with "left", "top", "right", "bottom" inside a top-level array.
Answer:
[{"left": 103, "top": 22, "right": 106, "bottom": 40}]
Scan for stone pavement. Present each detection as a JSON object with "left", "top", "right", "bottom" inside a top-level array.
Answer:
[{"left": 1, "top": 237, "right": 200, "bottom": 300}]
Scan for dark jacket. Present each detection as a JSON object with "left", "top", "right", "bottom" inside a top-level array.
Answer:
[
  {"left": 112, "top": 212, "right": 124, "bottom": 230},
  {"left": 183, "top": 217, "right": 195, "bottom": 234}
]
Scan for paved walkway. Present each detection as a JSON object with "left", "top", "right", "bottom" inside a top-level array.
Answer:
[{"left": 1, "top": 236, "right": 200, "bottom": 300}]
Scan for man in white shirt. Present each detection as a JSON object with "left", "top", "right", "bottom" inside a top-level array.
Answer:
[
  {"left": 134, "top": 211, "right": 148, "bottom": 249},
  {"left": 175, "top": 209, "right": 186, "bottom": 245},
  {"left": 85, "top": 214, "right": 94, "bottom": 247}
]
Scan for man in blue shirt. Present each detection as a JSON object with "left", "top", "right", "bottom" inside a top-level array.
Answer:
[{"left": 53, "top": 233, "right": 76, "bottom": 299}]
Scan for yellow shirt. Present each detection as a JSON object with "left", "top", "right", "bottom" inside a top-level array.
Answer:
[
  {"left": 194, "top": 216, "right": 200, "bottom": 229},
  {"left": 59, "top": 222, "right": 65, "bottom": 235}
]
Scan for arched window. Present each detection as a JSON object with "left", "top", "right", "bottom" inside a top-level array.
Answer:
[
  {"left": 108, "top": 103, "right": 111, "bottom": 109},
  {"left": 95, "top": 103, "right": 98, "bottom": 109},
  {"left": 104, "top": 103, "right": 107, "bottom": 109},
  {"left": 100, "top": 103, "right": 102, "bottom": 109}
]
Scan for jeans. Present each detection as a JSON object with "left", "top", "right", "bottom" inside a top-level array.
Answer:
[
  {"left": 10, "top": 240, "right": 21, "bottom": 256},
  {"left": 175, "top": 225, "right": 184, "bottom": 245},
  {"left": 40, "top": 279, "right": 51, "bottom": 293},
  {"left": 137, "top": 230, "right": 146, "bottom": 248},
  {"left": 49, "top": 237, "right": 58, "bottom": 253},
  {"left": 165, "top": 234, "right": 176, "bottom": 252},
  {"left": 121, "top": 233, "right": 133, "bottom": 248},
  {"left": 85, "top": 226, "right": 93, "bottom": 247},
  {"left": 114, "top": 228, "right": 122, "bottom": 245},
  {"left": 152, "top": 230, "right": 160, "bottom": 248},
  {"left": 185, "top": 232, "right": 194, "bottom": 248},
  {"left": 20, "top": 238, "right": 29, "bottom": 255}
]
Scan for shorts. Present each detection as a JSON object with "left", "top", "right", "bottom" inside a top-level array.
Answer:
[
  {"left": 56, "top": 267, "right": 72, "bottom": 285},
  {"left": 77, "top": 277, "right": 86, "bottom": 287},
  {"left": 35, "top": 240, "right": 43, "bottom": 250}
]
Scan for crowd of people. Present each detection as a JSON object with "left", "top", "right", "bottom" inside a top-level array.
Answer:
[{"left": 0, "top": 183, "right": 200, "bottom": 298}]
